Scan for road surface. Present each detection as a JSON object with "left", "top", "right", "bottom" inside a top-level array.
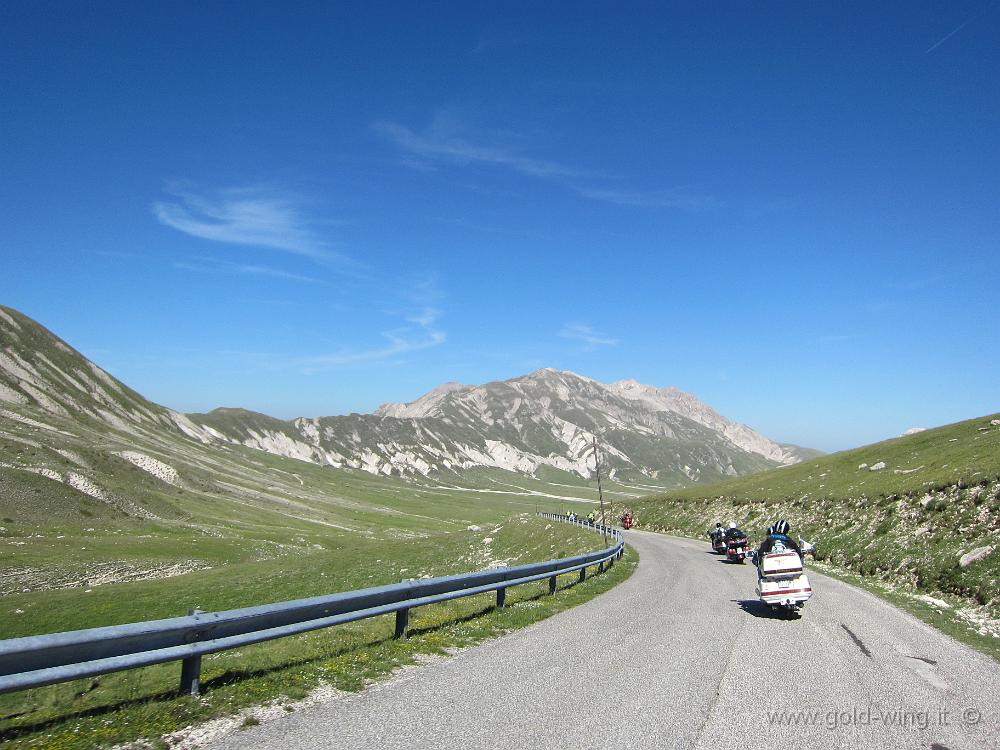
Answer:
[{"left": 206, "top": 529, "right": 999, "bottom": 750}]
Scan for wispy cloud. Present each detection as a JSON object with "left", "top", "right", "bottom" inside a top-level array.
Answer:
[
  {"left": 924, "top": 3, "right": 994, "bottom": 55},
  {"left": 303, "top": 328, "right": 446, "bottom": 368},
  {"left": 300, "top": 275, "right": 447, "bottom": 369},
  {"left": 925, "top": 19, "right": 971, "bottom": 54},
  {"left": 405, "top": 307, "right": 441, "bottom": 327},
  {"left": 373, "top": 120, "right": 591, "bottom": 179},
  {"left": 560, "top": 323, "right": 619, "bottom": 351},
  {"left": 174, "top": 257, "right": 325, "bottom": 284},
  {"left": 153, "top": 184, "right": 334, "bottom": 259},
  {"left": 88, "top": 249, "right": 141, "bottom": 260},
  {"left": 570, "top": 185, "right": 718, "bottom": 210},
  {"left": 407, "top": 272, "right": 445, "bottom": 307},
  {"left": 302, "top": 309, "right": 445, "bottom": 369},
  {"left": 376, "top": 113, "right": 715, "bottom": 211}
]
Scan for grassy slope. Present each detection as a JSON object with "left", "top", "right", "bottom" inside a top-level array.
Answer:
[
  {"left": 628, "top": 413, "right": 1000, "bottom": 655},
  {"left": 659, "top": 414, "right": 1000, "bottom": 502},
  {"left": 0, "top": 522, "right": 636, "bottom": 750},
  {"left": 0, "top": 375, "right": 636, "bottom": 747}
]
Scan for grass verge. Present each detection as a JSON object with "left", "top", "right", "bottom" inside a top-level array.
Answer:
[
  {"left": 805, "top": 560, "right": 1000, "bottom": 662},
  {"left": 0, "top": 534, "right": 637, "bottom": 749}
]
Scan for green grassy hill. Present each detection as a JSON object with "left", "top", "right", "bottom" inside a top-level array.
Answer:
[
  {"left": 649, "top": 414, "right": 1000, "bottom": 503},
  {"left": 629, "top": 413, "right": 1000, "bottom": 644},
  {"left": 0, "top": 305, "right": 639, "bottom": 748}
]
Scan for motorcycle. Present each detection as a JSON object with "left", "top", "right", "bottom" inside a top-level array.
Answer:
[
  {"left": 726, "top": 533, "right": 748, "bottom": 563},
  {"left": 709, "top": 530, "right": 727, "bottom": 555},
  {"left": 750, "top": 547, "right": 813, "bottom": 614}
]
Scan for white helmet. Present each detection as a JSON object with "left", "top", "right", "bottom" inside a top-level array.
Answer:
[{"left": 729, "top": 522, "right": 737, "bottom": 529}]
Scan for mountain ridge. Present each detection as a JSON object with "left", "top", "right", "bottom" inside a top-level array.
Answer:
[
  {"left": 0, "top": 304, "right": 816, "bottom": 488},
  {"left": 191, "top": 367, "right": 817, "bottom": 486}
]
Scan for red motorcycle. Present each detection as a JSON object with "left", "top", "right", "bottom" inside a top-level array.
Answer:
[
  {"left": 726, "top": 532, "right": 749, "bottom": 563},
  {"left": 620, "top": 512, "right": 635, "bottom": 529}
]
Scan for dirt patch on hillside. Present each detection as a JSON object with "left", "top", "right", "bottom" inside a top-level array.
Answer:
[{"left": 3, "top": 559, "right": 211, "bottom": 595}]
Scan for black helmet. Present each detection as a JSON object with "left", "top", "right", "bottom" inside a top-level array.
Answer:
[{"left": 775, "top": 519, "right": 790, "bottom": 535}]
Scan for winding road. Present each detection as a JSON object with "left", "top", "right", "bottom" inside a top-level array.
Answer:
[{"left": 207, "top": 529, "right": 999, "bottom": 750}]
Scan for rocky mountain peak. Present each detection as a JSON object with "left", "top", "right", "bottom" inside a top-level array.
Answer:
[
  {"left": 375, "top": 381, "right": 469, "bottom": 419},
  {"left": 363, "top": 368, "right": 808, "bottom": 478}
]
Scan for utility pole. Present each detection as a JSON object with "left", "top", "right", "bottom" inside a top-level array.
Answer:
[{"left": 592, "top": 437, "right": 608, "bottom": 546}]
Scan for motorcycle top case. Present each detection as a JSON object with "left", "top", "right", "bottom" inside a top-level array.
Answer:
[{"left": 759, "top": 551, "right": 803, "bottom": 580}]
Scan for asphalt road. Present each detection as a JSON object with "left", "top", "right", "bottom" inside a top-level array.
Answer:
[{"left": 206, "top": 529, "right": 999, "bottom": 750}]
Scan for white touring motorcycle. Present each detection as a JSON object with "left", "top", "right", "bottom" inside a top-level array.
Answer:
[{"left": 752, "top": 548, "right": 813, "bottom": 614}]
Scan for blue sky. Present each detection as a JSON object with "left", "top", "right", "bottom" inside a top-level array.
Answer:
[{"left": 1, "top": 1, "right": 997, "bottom": 451}]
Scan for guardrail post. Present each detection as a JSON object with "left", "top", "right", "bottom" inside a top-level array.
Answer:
[
  {"left": 548, "top": 575, "right": 557, "bottom": 595},
  {"left": 179, "top": 608, "right": 203, "bottom": 697},
  {"left": 579, "top": 566, "right": 586, "bottom": 583},
  {"left": 394, "top": 607, "right": 409, "bottom": 639},
  {"left": 496, "top": 586, "right": 506, "bottom": 608},
  {"left": 598, "top": 561, "right": 604, "bottom": 573}
]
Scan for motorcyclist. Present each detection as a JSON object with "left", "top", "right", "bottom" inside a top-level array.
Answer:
[
  {"left": 724, "top": 521, "right": 746, "bottom": 542},
  {"left": 707, "top": 522, "right": 724, "bottom": 541},
  {"left": 587, "top": 511, "right": 596, "bottom": 525}
]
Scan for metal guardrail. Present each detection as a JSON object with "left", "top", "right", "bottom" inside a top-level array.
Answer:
[{"left": 0, "top": 513, "right": 623, "bottom": 697}]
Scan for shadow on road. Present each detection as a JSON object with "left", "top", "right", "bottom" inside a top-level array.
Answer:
[{"left": 734, "top": 599, "right": 801, "bottom": 620}]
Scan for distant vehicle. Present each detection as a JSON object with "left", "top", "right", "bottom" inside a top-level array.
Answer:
[
  {"left": 725, "top": 528, "right": 749, "bottom": 563},
  {"left": 620, "top": 511, "right": 635, "bottom": 529},
  {"left": 708, "top": 528, "right": 727, "bottom": 554}
]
